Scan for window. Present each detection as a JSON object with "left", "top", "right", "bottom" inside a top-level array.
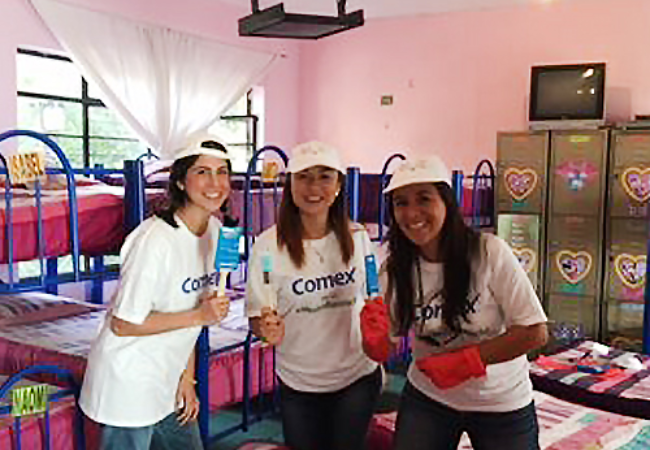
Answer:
[
  {"left": 14, "top": 48, "right": 260, "bottom": 281},
  {"left": 209, "top": 89, "right": 260, "bottom": 173},
  {"left": 18, "top": 48, "right": 260, "bottom": 172},
  {"left": 17, "top": 48, "right": 147, "bottom": 168}
]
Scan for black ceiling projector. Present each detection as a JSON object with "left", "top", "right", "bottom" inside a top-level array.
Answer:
[{"left": 239, "top": 0, "right": 364, "bottom": 39}]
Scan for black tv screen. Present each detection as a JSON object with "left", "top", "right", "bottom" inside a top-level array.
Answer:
[{"left": 529, "top": 63, "right": 606, "bottom": 121}]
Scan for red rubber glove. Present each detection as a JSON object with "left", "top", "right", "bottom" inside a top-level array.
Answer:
[
  {"left": 360, "top": 297, "right": 391, "bottom": 363},
  {"left": 416, "top": 345, "right": 487, "bottom": 389}
]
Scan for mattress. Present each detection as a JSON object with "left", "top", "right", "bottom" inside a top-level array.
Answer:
[
  {"left": 367, "top": 390, "right": 650, "bottom": 450},
  {"left": 0, "top": 291, "right": 275, "bottom": 411},
  {"left": 0, "top": 184, "right": 165, "bottom": 263},
  {"left": 530, "top": 340, "right": 650, "bottom": 418}
]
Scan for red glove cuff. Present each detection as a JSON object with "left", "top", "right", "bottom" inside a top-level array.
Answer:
[
  {"left": 416, "top": 345, "right": 486, "bottom": 389},
  {"left": 463, "top": 345, "right": 486, "bottom": 377},
  {"left": 363, "top": 335, "right": 391, "bottom": 363}
]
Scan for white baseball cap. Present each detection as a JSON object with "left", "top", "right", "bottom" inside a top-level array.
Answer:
[
  {"left": 174, "top": 133, "right": 230, "bottom": 161},
  {"left": 383, "top": 156, "right": 451, "bottom": 193},
  {"left": 287, "top": 141, "right": 344, "bottom": 173}
]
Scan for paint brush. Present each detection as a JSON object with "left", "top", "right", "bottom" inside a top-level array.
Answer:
[{"left": 214, "top": 226, "right": 243, "bottom": 297}]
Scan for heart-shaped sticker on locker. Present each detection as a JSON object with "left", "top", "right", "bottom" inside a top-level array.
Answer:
[
  {"left": 504, "top": 167, "right": 538, "bottom": 201},
  {"left": 555, "top": 250, "right": 592, "bottom": 284},
  {"left": 512, "top": 247, "right": 536, "bottom": 273},
  {"left": 614, "top": 253, "right": 646, "bottom": 290},
  {"left": 621, "top": 167, "right": 650, "bottom": 203}
]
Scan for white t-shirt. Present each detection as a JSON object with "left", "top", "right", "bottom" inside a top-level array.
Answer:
[
  {"left": 246, "top": 224, "right": 378, "bottom": 392},
  {"left": 79, "top": 215, "right": 222, "bottom": 427},
  {"left": 386, "top": 233, "right": 547, "bottom": 412}
]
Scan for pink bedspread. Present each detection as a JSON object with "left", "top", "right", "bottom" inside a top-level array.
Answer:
[
  {"left": 367, "top": 390, "right": 650, "bottom": 450},
  {"left": 0, "top": 296, "right": 275, "bottom": 411},
  {"left": 0, "top": 185, "right": 165, "bottom": 263}
]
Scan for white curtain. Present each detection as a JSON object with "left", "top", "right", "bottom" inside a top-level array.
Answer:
[{"left": 31, "top": 0, "right": 277, "bottom": 159}]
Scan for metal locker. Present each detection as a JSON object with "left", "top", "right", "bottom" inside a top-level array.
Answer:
[
  {"left": 607, "top": 218, "right": 647, "bottom": 302},
  {"left": 496, "top": 131, "right": 549, "bottom": 214},
  {"left": 497, "top": 214, "right": 542, "bottom": 293},
  {"left": 609, "top": 131, "right": 650, "bottom": 219},
  {"left": 603, "top": 130, "right": 650, "bottom": 349},
  {"left": 546, "top": 294, "right": 598, "bottom": 338},
  {"left": 549, "top": 130, "right": 609, "bottom": 217},
  {"left": 604, "top": 218, "right": 647, "bottom": 348},
  {"left": 546, "top": 215, "right": 601, "bottom": 298}
]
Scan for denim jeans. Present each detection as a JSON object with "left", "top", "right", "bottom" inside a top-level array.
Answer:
[
  {"left": 100, "top": 412, "right": 203, "bottom": 450},
  {"left": 393, "top": 381, "right": 540, "bottom": 450},
  {"left": 279, "top": 367, "right": 382, "bottom": 450}
]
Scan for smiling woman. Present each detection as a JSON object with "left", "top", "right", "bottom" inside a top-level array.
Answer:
[
  {"left": 391, "top": 183, "right": 447, "bottom": 261},
  {"left": 78, "top": 135, "right": 234, "bottom": 450},
  {"left": 245, "top": 141, "right": 383, "bottom": 450},
  {"left": 360, "top": 156, "right": 548, "bottom": 450}
]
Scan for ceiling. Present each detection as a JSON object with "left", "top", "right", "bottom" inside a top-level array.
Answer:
[{"left": 218, "top": 0, "right": 563, "bottom": 19}]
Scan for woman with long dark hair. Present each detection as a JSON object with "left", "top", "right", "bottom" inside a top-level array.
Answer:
[
  {"left": 80, "top": 136, "right": 232, "bottom": 450},
  {"left": 361, "top": 156, "right": 548, "bottom": 450},
  {"left": 246, "top": 142, "right": 382, "bottom": 450}
]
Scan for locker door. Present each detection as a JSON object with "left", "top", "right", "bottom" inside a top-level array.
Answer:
[
  {"left": 496, "top": 131, "right": 549, "bottom": 214},
  {"left": 549, "top": 130, "right": 608, "bottom": 217}
]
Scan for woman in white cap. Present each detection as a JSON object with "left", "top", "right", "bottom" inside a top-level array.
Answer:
[
  {"left": 79, "top": 136, "right": 233, "bottom": 450},
  {"left": 360, "top": 156, "right": 548, "bottom": 449},
  {"left": 246, "top": 141, "right": 382, "bottom": 450}
]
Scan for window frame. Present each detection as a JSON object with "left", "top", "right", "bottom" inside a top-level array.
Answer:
[
  {"left": 17, "top": 48, "right": 259, "bottom": 171},
  {"left": 17, "top": 48, "right": 144, "bottom": 168}
]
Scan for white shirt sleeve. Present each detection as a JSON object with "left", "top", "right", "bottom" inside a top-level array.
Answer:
[
  {"left": 486, "top": 235, "right": 547, "bottom": 328},
  {"left": 245, "top": 233, "right": 275, "bottom": 318},
  {"left": 111, "top": 227, "right": 170, "bottom": 325}
]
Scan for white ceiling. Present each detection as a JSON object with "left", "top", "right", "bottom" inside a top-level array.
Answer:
[{"left": 219, "top": 0, "right": 565, "bottom": 19}]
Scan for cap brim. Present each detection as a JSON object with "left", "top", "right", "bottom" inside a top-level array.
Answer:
[
  {"left": 174, "top": 147, "right": 230, "bottom": 161},
  {"left": 383, "top": 176, "right": 450, "bottom": 193},
  {"left": 288, "top": 162, "right": 344, "bottom": 173}
]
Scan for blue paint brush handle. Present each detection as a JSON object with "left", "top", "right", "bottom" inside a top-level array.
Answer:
[
  {"left": 365, "top": 255, "right": 380, "bottom": 298},
  {"left": 215, "top": 226, "right": 242, "bottom": 296}
]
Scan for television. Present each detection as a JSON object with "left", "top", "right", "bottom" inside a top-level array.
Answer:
[{"left": 529, "top": 63, "right": 606, "bottom": 126}]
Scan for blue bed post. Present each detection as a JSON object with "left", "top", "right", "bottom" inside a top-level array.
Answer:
[
  {"left": 123, "top": 160, "right": 146, "bottom": 234},
  {"left": 378, "top": 153, "right": 406, "bottom": 243},
  {"left": 643, "top": 230, "right": 650, "bottom": 354},
  {"left": 452, "top": 170, "right": 464, "bottom": 206},
  {"left": 196, "top": 327, "right": 210, "bottom": 445},
  {"left": 243, "top": 146, "right": 288, "bottom": 264},
  {"left": 0, "top": 365, "right": 86, "bottom": 450},
  {"left": 0, "top": 130, "right": 82, "bottom": 285},
  {"left": 90, "top": 163, "right": 106, "bottom": 304},
  {"left": 347, "top": 167, "right": 361, "bottom": 222},
  {"left": 45, "top": 259, "right": 58, "bottom": 295}
]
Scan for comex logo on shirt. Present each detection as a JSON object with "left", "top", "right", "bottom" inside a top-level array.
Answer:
[
  {"left": 182, "top": 271, "right": 218, "bottom": 293},
  {"left": 292, "top": 268, "right": 356, "bottom": 295}
]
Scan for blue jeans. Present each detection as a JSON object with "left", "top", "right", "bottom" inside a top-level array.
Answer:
[
  {"left": 393, "top": 381, "right": 540, "bottom": 450},
  {"left": 100, "top": 413, "right": 203, "bottom": 450},
  {"left": 279, "top": 367, "right": 382, "bottom": 450}
]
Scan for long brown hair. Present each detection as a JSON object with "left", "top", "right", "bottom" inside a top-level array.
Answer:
[
  {"left": 277, "top": 173, "right": 354, "bottom": 268},
  {"left": 386, "top": 182, "right": 481, "bottom": 335}
]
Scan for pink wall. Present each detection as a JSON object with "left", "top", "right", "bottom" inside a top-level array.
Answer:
[
  {"left": 0, "top": 0, "right": 301, "bottom": 150},
  {"left": 3, "top": 0, "right": 650, "bottom": 172},
  {"left": 298, "top": 0, "right": 650, "bottom": 172}
]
